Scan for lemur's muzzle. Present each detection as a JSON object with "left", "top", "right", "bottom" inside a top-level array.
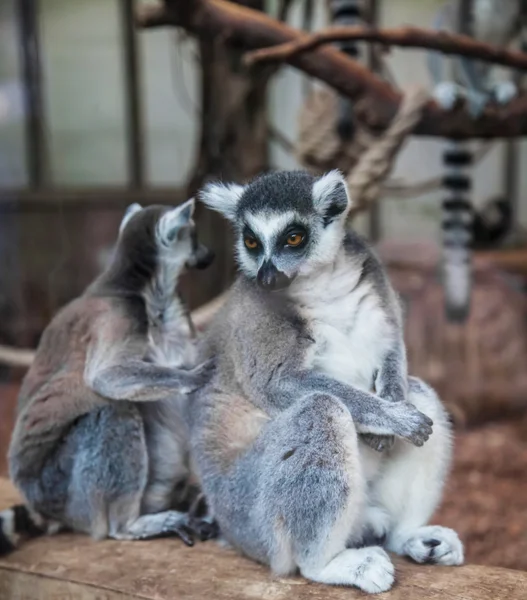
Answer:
[
  {"left": 257, "top": 260, "right": 291, "bottom": 291},
  {"left": 192, "top": 243, "right": 215, "bottom": 270}
]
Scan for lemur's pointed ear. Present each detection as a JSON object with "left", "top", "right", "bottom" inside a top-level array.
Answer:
[
  {"left": 158, "top": 198, "right": 195, "bottom": 244},
  {"left": 200, "top": 181, "right": 245, "bottom": 222},
  {"left": 312, "top": 170, "right": 351, "bottom": 225},
  {"left": 119, "top": 203, "right": 142, "bottom": 233}
]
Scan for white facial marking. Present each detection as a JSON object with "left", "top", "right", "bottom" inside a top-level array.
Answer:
[
  {"left": 201, "top": 182, "right": 245, "bottom": 221},
  {"left": 312, "top": 169, "right": 351, "bottom": 211},
  {"left": 245, "top": 211, "right": 298, "bottom": 259}
]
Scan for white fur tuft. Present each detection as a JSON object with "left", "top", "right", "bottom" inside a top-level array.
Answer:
[
  {"left": 157, "top": 199, "right": 195, "bottom": 245},
  {"left": 119, "top": 203, "right": 142, "bottom": 234},
  {"left": 200, "top": 182, "right": 245, "bottom": 221},
  {"left": 312, "top": 170, "right": 351, "bottom": 212}
]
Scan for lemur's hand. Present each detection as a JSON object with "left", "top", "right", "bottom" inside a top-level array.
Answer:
[
  {"left": 181, "top": 358, "right": 216, "bottom": 393},
  {"left": 385, "top": 402, "right": 433, "bottom": 447},
  {"left": 360, "top": 434, "right": 395, "bottom": 453}
]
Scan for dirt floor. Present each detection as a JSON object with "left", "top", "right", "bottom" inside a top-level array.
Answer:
[
  {"left": 436, "top": 413, "right": 527, "bottom": 571},
  {"left": 1, "top": 383, "right": 526, "bottom": 572}
]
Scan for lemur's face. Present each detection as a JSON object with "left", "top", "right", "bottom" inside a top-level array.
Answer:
[
  {"left": 200, "top": 170, "right": 351, "bottom": 291},
  {"left": 119, "top": 200, "right": 214, "bottom": 274}
]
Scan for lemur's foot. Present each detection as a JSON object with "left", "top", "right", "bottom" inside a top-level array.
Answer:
[
  {"left": 492, "top": 81, "right": 517, "bottom": 105},
  {"left": 160, "top": 512, "right": 196, "bottom": 546},
  {"left": 433, "top": 82, "right": 498, "bottom": 118},
  {"left": 393, "top": 526, "right": 464, "bottom": 566},
  {"left": 360, "top": 434, "right": 395, "bottom": 453},
  {"left": 302, "top": 546, "right": 395, "bottom": 593},
  {"left": 433, "top": 82, "right": 465, "bottom": 111},
  {"left": 187, "top": 493, "right": 220, "bottom": 542}
]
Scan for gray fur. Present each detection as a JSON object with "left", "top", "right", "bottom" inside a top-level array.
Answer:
[
  {"left": 428, "top": 0, "right": 522, "bottom": 115},
  {"left": 191, "top": 170, "right": 462, "bottom": 592},
  {"left": 3, "top": 201, "right": 216, "bottom": 552}
]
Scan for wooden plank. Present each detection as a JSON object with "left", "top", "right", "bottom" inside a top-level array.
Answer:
[{"left": 0, "top": 479, "right": 525, "bottom": 600}]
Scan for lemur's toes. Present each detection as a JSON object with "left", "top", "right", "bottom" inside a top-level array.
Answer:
[
  {"left": 360, "top": 434, "right": 395, "bottom": 453},
  {"left": 196, "top": 519, "right": 220, "bottom": 542},
  {"left": 433, "top": 82, "right": 464, "bottom": 111},
  {"left": 173, "top": 524, "right": 195, "bottom": 547}
]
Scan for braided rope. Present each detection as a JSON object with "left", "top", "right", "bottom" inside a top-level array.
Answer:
[
  {"left": 347, "top": 87, "right": 429, "bottom": 218},
  {"left": 297, "top": 86, "right": 429, "bottom": 217}
]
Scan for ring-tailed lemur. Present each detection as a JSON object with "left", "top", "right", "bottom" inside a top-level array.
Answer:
[
  {"left": 187, "top": 170, "right": 462, "bottom": 594},
  {"left": 329, "top": 0, "right": 363, "bottom": 140},
  {"left": 428, "top": 0, "right": 524, "bottom": 320},
  {"left": 0, "top": 200, "right": 218, "bottom": 554}
]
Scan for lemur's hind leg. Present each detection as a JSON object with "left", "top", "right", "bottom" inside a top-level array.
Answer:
[
  {"left": 204, "top": 394, "right": 394, "bottom": 593},
  {"left": 367, "top": 377, "right": 464, "bottom": 566},
  {"left": 66, "top": 404, "right": 210, "bottom": 545},
  {"left": 269, "top": 396, "right": 394, "bottom": 593}
]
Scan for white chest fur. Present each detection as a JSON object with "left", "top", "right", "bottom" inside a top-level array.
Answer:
[
  {"left": 290, "top": 255, "right": 393, "bottom": 393},
  {"left": 143, "top": 266, "right": 196, "bottom": 369}
]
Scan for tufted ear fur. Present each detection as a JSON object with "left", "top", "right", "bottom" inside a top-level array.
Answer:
[
  {"left": 312, "top": 170, "right": 351, "bottom": 225},
  {"left": 158, "top": 198, "right": 195, "bottom": 245},
  {"left": 200, "top": 181, "right": 245, "bottom": 222},
  {"left": 119, "top": 203, "right": 142, "bottom": 234}
]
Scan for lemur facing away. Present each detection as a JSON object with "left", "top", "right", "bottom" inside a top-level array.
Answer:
[
  {"left": 0, "top": 200, "right": 217, "bottom": 555},
  {"left": 189, "top": 170, "right": 463, "bottom": 594},
  {"left": 428, "top": 0, "right": 524, "bottom": 320}
]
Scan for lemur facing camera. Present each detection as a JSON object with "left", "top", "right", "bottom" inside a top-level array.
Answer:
[
  {"left": 0, "top": 200, "right": 217, "bottom": 555},
  {"left": 189, "top": 170, "right": 463, "bottom": 594}
]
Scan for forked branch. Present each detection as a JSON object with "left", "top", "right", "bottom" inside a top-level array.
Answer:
[{"left": 136, "top": 0, "right": 527, "bottom": 139}]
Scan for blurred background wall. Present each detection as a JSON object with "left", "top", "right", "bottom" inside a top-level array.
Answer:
[{"left": 0, "top": 0, "right": 526, "bottom": 349}]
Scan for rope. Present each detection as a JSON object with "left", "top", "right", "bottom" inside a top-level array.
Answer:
[
  {"left": 346, "top": 86, "right": 429, "bottom": 218},
  {"left": 297, "top": 86, "right": 429, "bottom": 215}
]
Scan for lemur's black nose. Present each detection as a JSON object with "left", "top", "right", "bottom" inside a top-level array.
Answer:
[
  {"left": 257, "top": 260, "right": 290, "bottom": 291},
  {"left": 194, "top": 244, "right": 215, "bottom": 270}
]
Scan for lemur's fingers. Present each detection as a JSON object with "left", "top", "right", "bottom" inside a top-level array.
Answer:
[
  {"left": 185, "top": 358, "right": 216, "bottom": 392},
  {"left": 387, "top": 403, "right": 433, "bottom": 447},
  {"left": 360, "top": 434, "right": 395, "bottom": 453}
]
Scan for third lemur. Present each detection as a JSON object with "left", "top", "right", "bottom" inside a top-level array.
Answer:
[
  {"left": 189, "top": 170, "right": 463, "bottom": 594},
  {"left": 1, "top": 200, "right": 216, "bottom": 554}
]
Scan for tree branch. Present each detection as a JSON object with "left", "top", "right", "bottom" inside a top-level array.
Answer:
[
  {"left": 136, "top": 0, "right": 527, "bottom": 139},
  {"left": 244, "top": 25, "right": 527, "bottom": 71}
]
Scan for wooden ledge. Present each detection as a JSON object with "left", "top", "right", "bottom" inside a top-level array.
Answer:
[{"left": 1, "top": 479, "right": 526, "bottom": 599}]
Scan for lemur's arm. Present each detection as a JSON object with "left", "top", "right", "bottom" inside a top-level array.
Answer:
[
  {"left": 375, "top": 336, "right": 408, "bottom": 404},
  {"left": 85, "top": 313, "right": 214, "bottom": 402},
  {"left": 230, "top": 324, "right": 431, "bottom": 447},
  {"left": 87, "top": 358, "right": 213, "bottom": 402},
  {"left": 271, "top": 369, "right": 431, "bottom": 447}
]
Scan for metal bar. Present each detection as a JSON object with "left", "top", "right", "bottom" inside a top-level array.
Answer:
[
  {"left": 16, "top": 0, "right": 46, "bottom": 188},
  {"left": 365, "top": 0, "right": 382, "bottom": 243},
  {"left": 119, "top": 0, "right": 145, "bottom": 188},
  {"left": 0, "top": 187, "right": 187, "bottom": 213}
]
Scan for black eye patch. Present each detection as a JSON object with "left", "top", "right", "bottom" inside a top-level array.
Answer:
[
  {"left": 242, "top": 226, "right": 261, "bottom": 252},
  {"left": 279, "top": 225, "right": 309, "bottom": 250}
]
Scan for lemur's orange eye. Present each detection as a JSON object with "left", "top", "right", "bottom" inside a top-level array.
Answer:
[
  {"left": 287, "top": 233, "right": 304, "bottom": 247},
  {"left": 245, "top": 237, "right": 258, "bottom": 249}
]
